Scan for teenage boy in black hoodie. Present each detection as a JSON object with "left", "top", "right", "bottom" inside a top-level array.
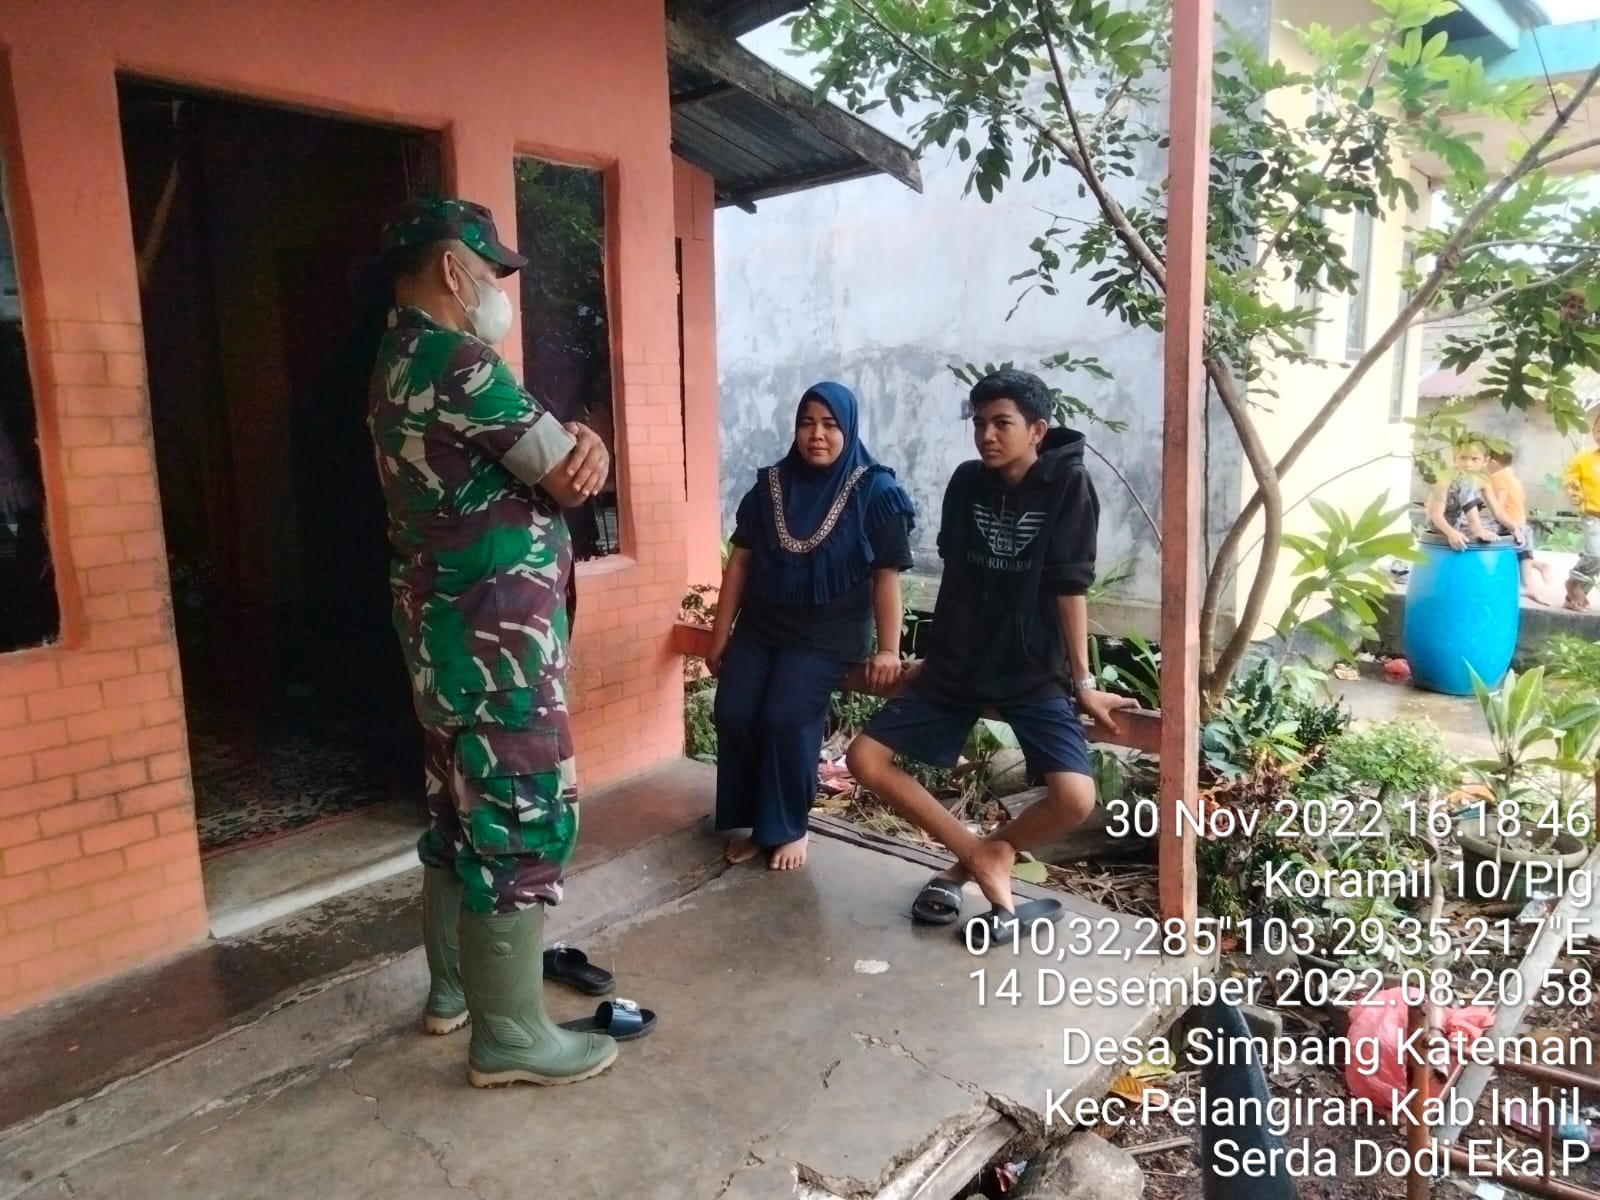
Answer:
[{"left": 846, "top": 370, "right": 1135, "bottom": 942}]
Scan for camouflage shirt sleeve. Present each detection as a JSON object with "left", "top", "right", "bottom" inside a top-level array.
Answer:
[{"left": 434, "top": 339, "right": 577, "bottom": 485}]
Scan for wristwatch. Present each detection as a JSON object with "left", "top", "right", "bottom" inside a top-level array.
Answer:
[{"left": 1073, "top": 676, "right": 1096, "bottom": 692}]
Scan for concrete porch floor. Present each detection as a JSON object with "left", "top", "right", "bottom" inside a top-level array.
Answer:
[
  {"left": 6, "top": 829, "right": 1189, "bottom": 1200},
  {"left": 0, "top": 761, "right": 726, "bottom": 1154},
  {"left": 1336, "top": 673, "right": 1494, "bottom": 758}
]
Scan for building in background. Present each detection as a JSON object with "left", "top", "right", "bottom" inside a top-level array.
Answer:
[{"left": 715, "top": 0, "right": 1593, "bottom": 638}]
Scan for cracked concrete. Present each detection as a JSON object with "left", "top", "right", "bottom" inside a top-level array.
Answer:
[
  {"left": 15, "top": 837, "right": 1188, "bottom": 1200},
  {"left": 720, "top": 1157, "right": 798, "bottom": 1200},
  {"left": 343, "top": 1062, "right": 481, "bottom": 1197}
]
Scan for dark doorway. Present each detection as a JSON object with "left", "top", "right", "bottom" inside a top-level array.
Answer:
[
  {"left": 0, "top": 157, "right": 61, "bottom": 653},
  {"left": 117, "top": 80, "right": 438, "bottom": 854}
]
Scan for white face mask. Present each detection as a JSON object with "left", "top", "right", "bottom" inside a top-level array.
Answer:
[{"left": 451, "top": 257, "right": 515, "bottom": 345}]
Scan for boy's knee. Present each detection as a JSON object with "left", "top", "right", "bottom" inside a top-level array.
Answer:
[
  {"left": 1044, "top": 772, "right": 1097, "bottom": 827},
  {"left": 845, "top": 735, "right": 892, "bottom": 782}
]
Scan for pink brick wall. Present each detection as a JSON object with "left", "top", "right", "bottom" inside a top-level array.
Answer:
[{"left": 0, "top": 0, "right": 709, "bottom": 1016}]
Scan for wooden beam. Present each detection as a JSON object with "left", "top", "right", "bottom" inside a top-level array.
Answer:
[
  {"left": 677, "top": 0, "right": 813, "bottom": 40},
  {"left": 1157, "top": 0, "right": 1212, "bottom": 929},
  {"left": 714, "top": 161, "right": 880, "bottom": 208},
  {"left": 671, "top": 621, "right": 1156, "bottom": 749},
  {"left": 665, "top": 9, "right": 923, "bottom": 195},
  {"left": 670, "top": 81, "right": 739, "bottom": 108}
]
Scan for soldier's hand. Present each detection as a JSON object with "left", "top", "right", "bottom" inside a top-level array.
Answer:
[{"left": 562, "top": 423, "right": 610, "bottom": 499}]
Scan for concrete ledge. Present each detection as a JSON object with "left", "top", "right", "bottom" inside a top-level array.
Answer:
[
  {"left": 207, "top": 848, "right": 420, "bottom": 940},
  {"left": 200, "top": 797, "right": 425, "bottom": 940},
  {"left": 9, "top": 834, "right": 1202, "bottom": 1200},
  {"left": 1373, "top": 588, "right": 1600, "bottom": 670}
]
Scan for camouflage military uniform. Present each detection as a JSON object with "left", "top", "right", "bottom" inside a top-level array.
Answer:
[{"left": 369, "top": 300, "right": 580, "bottom": 915}]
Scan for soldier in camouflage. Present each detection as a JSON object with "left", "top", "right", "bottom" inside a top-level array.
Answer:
[{"left": 369, "top": 197, "right": 617, "bottom": 1087}]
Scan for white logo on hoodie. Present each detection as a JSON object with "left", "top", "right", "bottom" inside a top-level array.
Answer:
[{"left": 972, "top": 503, "right": 1045, "bottom": 558}]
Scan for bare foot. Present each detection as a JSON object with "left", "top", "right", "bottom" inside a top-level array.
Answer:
[
  {"left": 724, "top": 836, "right": 760, "bottom": 865},
  {"left": 768, "top": 836, "right": 808, "bottom": 871},
  {"left": 1567, "top": 580, "right": 1591, "bottom": 612},
  {"left": 963, "top": 838, "right": 1018, "bottom": 914}
]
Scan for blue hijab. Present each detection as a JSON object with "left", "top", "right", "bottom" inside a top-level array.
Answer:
[{"left": 746, "top": 381, "right": 915, "bottom": 606}]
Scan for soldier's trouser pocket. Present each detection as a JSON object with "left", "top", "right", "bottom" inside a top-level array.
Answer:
[{"left": 451, "top": 724, "right": 578, "bottom": 866}]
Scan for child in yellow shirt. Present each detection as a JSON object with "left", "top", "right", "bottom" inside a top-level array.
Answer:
[{"left": 1563, "top": 411, "right": 1600, "bottom": 610}]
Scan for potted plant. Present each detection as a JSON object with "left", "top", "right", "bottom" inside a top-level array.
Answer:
[{"left": 1455, "top": 668, "right": 1593, "bottom": 903}]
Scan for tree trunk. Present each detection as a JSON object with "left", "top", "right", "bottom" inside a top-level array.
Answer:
[{"left": 1195, "top": 359, "right": 1282, "bottom": 712}]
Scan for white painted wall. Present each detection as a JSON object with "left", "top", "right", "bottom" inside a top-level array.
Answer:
[{"left": 715, "top": 12, "right": 1269, "bottom": 621}]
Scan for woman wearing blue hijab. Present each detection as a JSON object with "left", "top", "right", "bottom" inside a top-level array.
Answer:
[{"left": 708, "top": 382, "right": 915, "bottom": 870}]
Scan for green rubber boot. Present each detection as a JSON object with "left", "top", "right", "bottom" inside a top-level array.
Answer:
[
  {"left": 421, "top": 867, "right": 469, "bottom": 1035},
  {"left": 460, "top": 905, "right": 618, "bottom": 1087}
]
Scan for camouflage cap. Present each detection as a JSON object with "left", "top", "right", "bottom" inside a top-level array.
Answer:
[{"left": 379, "top": 197, "right": 528, "bottom": 276}]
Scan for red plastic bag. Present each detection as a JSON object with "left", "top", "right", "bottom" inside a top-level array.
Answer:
[{"left": 1345, "top": 986, "right": 1494, "bottom": 1111}]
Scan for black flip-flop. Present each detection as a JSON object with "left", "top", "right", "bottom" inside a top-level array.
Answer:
[
  {"left": 559, "top": 998, "right": 656, "bottom": 1042},
  {"left": 911, "top": 877, "right": 965, "bottom": 925},
  {"left": 544, "top": 944, "right": 614, "bottom": 996},
  {"left": 959, "top": 897, "right": 1065, "bottom": 947}
]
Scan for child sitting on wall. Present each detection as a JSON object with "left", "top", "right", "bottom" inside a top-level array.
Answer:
[
  {"left": 1482, "top": 446, "right": 1561, "bottom": 606},
  {"left": 1423, "top": 440, "right": 1496, "bottom": 551}
]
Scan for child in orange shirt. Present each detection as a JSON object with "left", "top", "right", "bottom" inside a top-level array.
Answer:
[{"left": 1483, "top": 447, "right": 1561, "bottom": 606}]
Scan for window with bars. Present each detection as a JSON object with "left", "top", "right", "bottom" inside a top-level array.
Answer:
[
  {"left": 1294, "top": 276, "right": 1321, "bottom": 355},
  {"left": 1346, "top": 210, "right": 1375, "bottom": 361},
  {"left": 513, "top": 157, "right": 620, "bottom": 561},
  {"left": 1293, "top": 207, "right": 1324, "bottom": 356},
  {"left": 1389, "top": 241, "right": 1416, "bottom": 422}
]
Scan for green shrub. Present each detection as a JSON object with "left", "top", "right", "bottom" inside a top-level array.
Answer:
[
  {"left": 685, "top": 681, "right": 717, "bottom": 761},
  {"left": 1307, "top": 720, "right": 1458, "bottom": 801}
]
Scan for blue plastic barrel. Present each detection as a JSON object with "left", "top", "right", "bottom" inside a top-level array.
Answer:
[{"left": 1403, "top": 535, "right": 1521, "bottom": 695}]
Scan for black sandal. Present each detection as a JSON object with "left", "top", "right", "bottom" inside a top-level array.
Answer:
[
  {"left": 910, "top": 877, "right": 965, "bottom": 925},
  {"left": 559, "top": 998, "right": 656, "bottom": 1042},
  {"left": 958, "top": 898, "right": 1065, "bottom": 947},
  {"left": 543, "top": 944, "right": 615, "bottom": 996}
]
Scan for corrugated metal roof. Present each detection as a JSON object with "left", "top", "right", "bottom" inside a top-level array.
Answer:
[
  {"left": 668, "top": 2, "right": 920, "bottom": 207},
  {"left": 669, "top": 59, "right": 880, "bottom": 202},
  {"left": 1418, "top": 361, "right": 1490, "bottom": 399},
  {"left": 1419, "top": 360, "right": 1600, "bottom": 408}
]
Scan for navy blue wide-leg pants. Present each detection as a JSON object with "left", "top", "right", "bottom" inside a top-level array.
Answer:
[{"left": 713, "top": 631, "right": 849, "bottom": 849}]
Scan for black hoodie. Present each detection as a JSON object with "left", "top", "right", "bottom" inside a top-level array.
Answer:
[{"left": 916, "top": 427, "right": 1098, "bottom": 706}]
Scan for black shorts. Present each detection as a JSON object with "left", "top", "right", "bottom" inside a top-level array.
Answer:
[{"left": 862, "top": 686, "right": 1093, "bottom": 779}]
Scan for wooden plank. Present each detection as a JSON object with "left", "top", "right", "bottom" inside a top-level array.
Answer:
[
  {"left": 672, "top": 623, "right": 1160, "bottom": 749},
  {"left": 670, "top": 81, "right": 739, "bottom": 107},
  {"left": 688, "top": 0, "right": 812, "bottom": 40},
  {"left": 665, "top": 8, "right": 923, "bottom": 194},
  {"left": 898, "top": 1109, "right": 1018, "bottom": 1200},
  {"left": 806, "top": 814, "right": 1088, "bottom": 909},
  {"left": 718, "top": 161, "right": 882, "bottom": 207},
  {"left": 1439, "top": 840, "right": 1600, "bottom": 1145},
  {"left": 1156, "top": 0, "right": 1212, "bottom": 929}
]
